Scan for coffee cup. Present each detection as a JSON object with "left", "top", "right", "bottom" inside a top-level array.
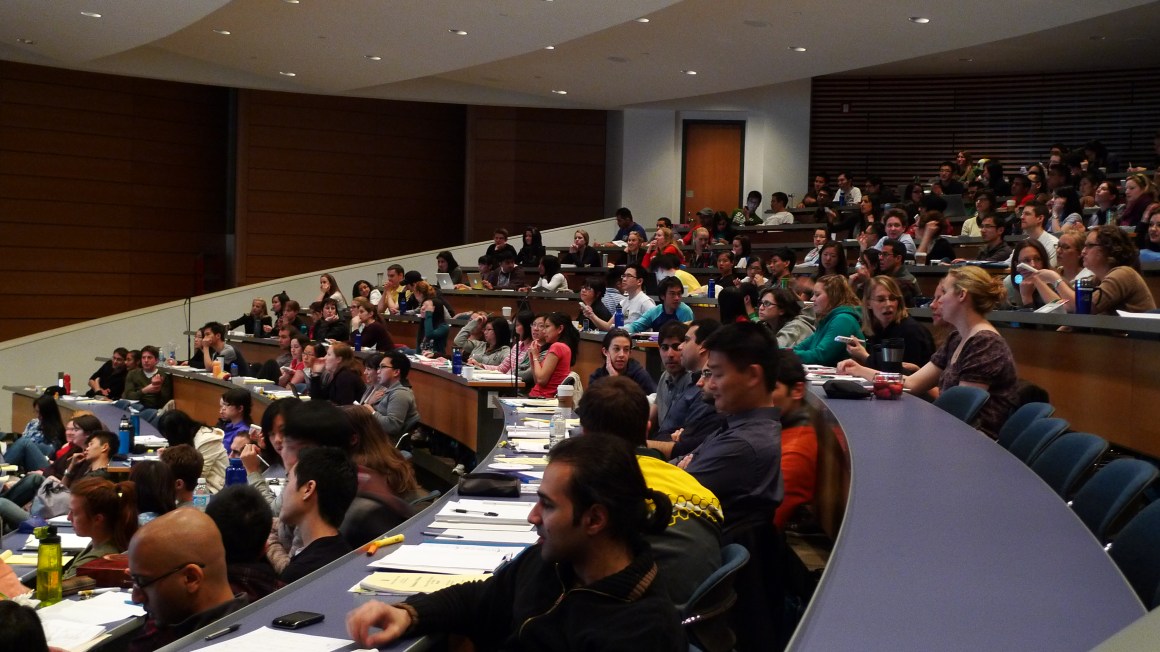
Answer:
[
  {"left": 502, "top": 306, "right": 512, "bottom": 318},
  {"left": 557, "top": 385, "right": 575, "bottom": 409},
  {"left": 914, "top": 251, "right": 928, "bottom": 266},
  {"left": 461, "top": 366, "right": 474, "bottom": 380},
  {"left": 1006, "top": 199, "right": 1016, "bottom": 211}
]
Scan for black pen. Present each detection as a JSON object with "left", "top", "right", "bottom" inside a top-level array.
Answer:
[
  {"left": 204, "top": 624, "right": 240, "bottom": 641},
  {"left": 422, "top": 531, "right": 464, "bottom": 538},
  {"left": 453, "top": 508, "right": 499, "bottom": 516}
]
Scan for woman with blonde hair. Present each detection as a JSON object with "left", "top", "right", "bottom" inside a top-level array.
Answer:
[
  {"left": 642, "top": 226, "right": 685, "bottom": 268},
  {"left": 844, "top": 276, "right": 933, "bottom": 372},
  {"left": 1053, "top": 228, "right": 1093, "bottom": 286},
  {"left": 561, "top": 229, "right": 600, "bottom": 267},
  {"left": 792, "top": 274, "right": 864, "bottom": 365},
  {"left": 840, "top": 266, "right": 1018, "bottom": 436}
]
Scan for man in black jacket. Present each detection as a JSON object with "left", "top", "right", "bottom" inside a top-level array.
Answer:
[{"left": 346, "top": 436, "right": 685, "bottom": 650}]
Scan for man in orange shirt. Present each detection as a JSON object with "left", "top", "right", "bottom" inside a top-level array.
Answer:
[{"left": 771, "top": 351, "right": 818, "bottom": 531}]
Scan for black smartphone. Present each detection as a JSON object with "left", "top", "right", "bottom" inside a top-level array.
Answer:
[{"left": 271, "top": 611, "right": 325, "bottom": 630}]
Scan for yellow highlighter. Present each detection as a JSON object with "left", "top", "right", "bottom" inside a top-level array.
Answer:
[{"left": 366, "top": 534, "right": 405, "bottom": 555}]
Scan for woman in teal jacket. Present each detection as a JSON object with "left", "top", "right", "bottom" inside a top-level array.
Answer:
[{"left": 793, "top": 274, "right": 865, "bottom": 365}]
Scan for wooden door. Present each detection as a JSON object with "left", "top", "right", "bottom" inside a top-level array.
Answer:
[{"left": 681, "top": 121, "right": 744, "bottom": 224}]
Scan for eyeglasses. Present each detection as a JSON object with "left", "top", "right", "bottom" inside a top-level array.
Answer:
[
  {"left": 129, "top": 562, "right": 205, "bottom": 590},
  {"left": 621, "top": 274, "right": 638, "bottom": 280},
  {"left": 760, "top": 300, "right": 776, "bottom": 308},
  {"left": 378, "top": 364, "right": 394, "bottom": 370}
]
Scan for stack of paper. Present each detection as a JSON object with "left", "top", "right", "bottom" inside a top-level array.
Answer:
[
  {"left": 423, "top": 528, "right": 541, "bottom": 545},
  {"left": 24, "top": 532, "right": 91, "bottom": 552},
  {"left": 358, "top": 572, "right": 489, "bottom": 594},
  {"left": 434, "top": 499, "right": 536, "bottom": 526},
  {"left": 38, "top": 618, "right": 107, "bottom": 652},
  {"left": 39, "top": 591, "right": 146, "bottom": 625},
  {"left": 500, "top": 398, "right": 558, "bottom": 407},
  {"left": 512, "top": 440, "right": 550, "bottom": 454},
  {"left": 506, "top": 427, "right": 550, "bottom": 439},
  {"left": 368, "top": 543, "right": 525, "bottom": 574},
  {"left": 199, "top": 626, "right": 351, "bottom": 652}
]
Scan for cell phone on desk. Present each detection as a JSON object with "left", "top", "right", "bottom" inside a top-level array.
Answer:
[{"left": 272, "top": 611, "right": 324, "bottom": 630}]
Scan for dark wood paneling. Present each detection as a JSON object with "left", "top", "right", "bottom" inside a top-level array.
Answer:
[
  {"left": 0, "top": 61, "right": 228, "bottom": 341},
  {"left": 235, "top": 90, "right": 466, "bottom": 284},
  {"left": 466, "top": 106, "right": 606, "bottom": 242},
  {"left": 810, "top": 68, "right": 1160, "bottom": 190}
]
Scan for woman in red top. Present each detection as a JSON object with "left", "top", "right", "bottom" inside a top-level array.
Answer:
[
  {"left": 528, "top": 313, "right": 579, "bottom": 398},
  {"left": 641, "top": 226, "right": 685, "bottom": 268}
]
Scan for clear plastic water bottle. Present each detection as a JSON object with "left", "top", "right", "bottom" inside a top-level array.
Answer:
[
  {"left": 225, "top": 458, "right": 247, "bottom": 486},
  {"left": 451, "top": 348, "right": 463, "bottom": 375},
  {"left": 707, "top": 278, "right": 716, "bottom": 298},
  {"left": 230, "top": 362, "right": 239, "bottom": 378},
  {"left": 614, "top": 305, "right": 624, "bottom": 328},
  {"left": 192, "top": 478, "right": 211, "bottom": 511},
  {"left": 549, "top": 407, "right": 568, "bottom": 449},
  {"left": 167, "top": 341, "right": 176, "bottom": 365}
]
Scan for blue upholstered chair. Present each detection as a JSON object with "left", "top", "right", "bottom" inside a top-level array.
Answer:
[
  {"left": 1108, "top": 500, "right": 1160, "bottom": 608},
  {"left": 1070, "top": 459, "right": 1159, "bottom": 542},
  {"left": 1030, "top": 432, "right": 1108, "bottom": 498},
  {"left": 1007, "top": 417, "right": 1069, "bottom": 465},
  {"left": 681, "top": 543, "right": 750, "bottom": 652},
  {"left": 996, "top": 402, "right": 1055, "bottom": 450},
  {"left": 932, "top": 385, "right": 989, "bottom": 425}
]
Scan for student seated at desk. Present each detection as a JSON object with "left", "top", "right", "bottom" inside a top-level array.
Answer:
[
  {"left": 627, "top": 277, "right": 694, "bottom": 334},
  {"left": 312, "top": 297, "right": 350, "bottom": 342},
  {"left": 840, "top": 266, "right": 1019, "bottom": 437},
  {"left": 758, "top": 286, "right": 815, "bottom": 349},
  {"left": 792, "top": 275, "right": 864, "bottom": 366},
  {"left": 576, "top": 277, "right": 612, "bottom": 328},
  {"left": 66, "top": 476, "right": 138, "bottom": 580},
  {"left": 1029, "top": 225, "right": 1158, "bottom": 315},
  {"left": 160, "top": 444, "right": 203, "bottom": 509},
  {"left": 588, "top": 329, "right": 657, "bottom": 394},
  {"left": 127, "top": 510, "right": 248, "bottom": 652},
  {"left": 585, "top": 264, "right": 655, "bottom": 331},
  {"left": 130, "top": 460, "right": 176, "bottom": 526},
  {"left": 492, "top": 250, "right": 526, "bottom": 290},
  {"left": 650, "top": 254, "right": 701, "bottom": 295},
  {"left": 844, "top": 276, "right": 933, "bottom": 372},
  {"left": 472, "top": 310, "right": 534, "bottom": 380},
  {"left": 3, "top": 392, "right": 65, "bottom": 473},
  {"left": 437, "top": 251, "right": 466, "bottom": 286},
  {"left": 309, "top": 342, "right": 365, "bottom": 406},
  {"left": 62, "top": 430, "right": 117, "bottom": 488},
  {"left": 349, "top": 298, "right": 395, "bottom": 352},
  {"left": 521, "top": 255, "right": 569, "bottom": 292},
  {"left": 277, "top": 333, "right": 310, "bottom": 389},
  {"left": 413, "top": 281, "right": 452, "bottom": 353},
  {"left": 226, "top": 297, "right": 273, "bottom": 336},
  {"left": 218, "top": 387, "right": 252, "bottom": 452},
  {"left": 528, "top": 313, "right": 579, "bottom": 399},
  {"left": 608, "top": 230, "right": 646, "bottom": 268},
  {"left": 278, "top": 446, "right": 358, "bottom": 584},
  {"left": 86, "top": 346, "right": 128, "bottom": 399},
  {"left": 517, "top": 226, "right": 546, "bottom": 268},
  {"left": 206, "top": 484, "right": 284, "bottom": 601},
  {"left": 158, "top": 410, "right": 227, "bottom": 493},
  {"left": 121, "top": 346, "right": 174, "bottom": 426},
  {"left": 346, "top": 435, "right": 684, "bottom": 651},
  {"left": 454, "top": 313, "right": 511, "bottom": 366},
  {"left": 360, "top": 350, "right": 421, "bottom": 439}
]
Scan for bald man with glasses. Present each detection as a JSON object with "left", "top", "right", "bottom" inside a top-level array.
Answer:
[{"left": 127, "top": 509, "right": 246, "bottom": 652}]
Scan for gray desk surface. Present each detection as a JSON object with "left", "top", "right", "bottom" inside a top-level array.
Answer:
[
  {"left": 4, "top": 385, "right": 162, "bottom": 438},
  {"left": 788, "top": 390, "right": 1144, "bottom": 651}
]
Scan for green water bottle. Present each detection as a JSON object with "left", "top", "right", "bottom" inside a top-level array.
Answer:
[{"left": 36, "top": 525, "right": 63, "bottom": 606}]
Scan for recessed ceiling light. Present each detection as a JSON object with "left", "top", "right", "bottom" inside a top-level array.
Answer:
[
  {"left": 544, "top": 46, "right": 555, "bottom": 50},
  {"left": 551, "top": 90, "right": 567, "bottom": 95},
  {"left": 635, "top": 18, "right": 650, "bottom": 23},
  {"left": 449, "top": 29, "right": 468, "bottom": 36},
  {"left": 283, "top": 0, "right": 300, "bottom": 3},
  {"left": 682, "top": 69, "right": 698, "bottom": 75},
  {"left": 17, "top": 38, "right": 36, "bottom": 45},
  {"left": 959, "top": 57, "right": 974, "bottom": 62},
  {"left": 279, "top": 71, "right": 296, "bottom": 77},
  {"left": 1089, "top": 35, "right": 1107, "bottom": 41},
  {"left": 788, "top": 46, "right": 807, "bottom": 52},
  {"left": 213, "top": 29, "right": 231, "bottom": 35},
  {"left": 365, "top": 55, "right": 382, "bottom": 61},
  {"left": 909, "top": 17, "right": 930, "bottom": 24},
  {"left": 80, "top": 11, "right": 102, "bottom": 18}
]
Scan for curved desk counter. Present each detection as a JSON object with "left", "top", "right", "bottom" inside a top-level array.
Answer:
[{"left": 792, "top": 389, "right": 1144, "bottom": 651}]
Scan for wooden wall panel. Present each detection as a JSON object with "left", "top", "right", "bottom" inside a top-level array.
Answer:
[
  {"left": 466, "top": 106, "right": 606, "bottom": 242},
  {"left": 236, "top": 90, "right": 466, "bottom": 284},
  {"left": 0, "top": 62, "right": 228, "bottom": 342},
  {"left": 810, "top": 68, "right": 1160, "bottom": 190}
]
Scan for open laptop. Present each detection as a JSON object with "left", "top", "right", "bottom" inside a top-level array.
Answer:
[
  {"left": 942, "top": 194, "right": 966, "bottom": 218},
  {"left": 436, "top": 272, "right": 456, "bottom": 290}
]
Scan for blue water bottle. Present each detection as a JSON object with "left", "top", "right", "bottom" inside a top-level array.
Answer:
[
  {"left": 614, "top": 306, "right": 624, "bottom": 328},
  {"left": 452, "top": 348, "right": 463, "bottom": 375},
  {"left": 229, "top": 363, "right": 239, "bottom": 378},
  {"left": 1074, "top": 279, "right": 1093, "bottom": 314},
  {"left": 353, "top": 329, "right": 363, "bottom": 352},
  {"left": 225, "top": 458, "right": 247, "bottom": 486},
  {"left": 707, "top": 278, "right": 716, "bottom": 298}
]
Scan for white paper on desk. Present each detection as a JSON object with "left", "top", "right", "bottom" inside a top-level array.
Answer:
[
  {"left": 135, "top": 435, "right": 168, "bottom": 448},
  {"left": 516, "top": 406, "right": 557, "bottom": 414},
  {"left": 435, "top": 499, "right": 535, "bottom": 525},
  {"left": 1117, "top": 310, "right": 1160, "bottom": 320},
  {"left": 199, "top": 626, "right": 352, "bottom": 652},
  {"left": 492, "top": 455, "right": 548, "bottom": 466},
  {"left": 500, "top": 398, "right": 558, "bottom": 407},
  {"left": 427, "top": 528, "right": 541, "bottom": 545},
  {"left": 513, "top": 440, "right": 551, "bottom": 454},
  {"left": 24, "top": 532, "right": 90, "bottom": 552},
  {"left": 427, "top": 520, "right": 534, "bottom": 532},
  {"left": 368, "top": 543, "right": 524, "bottom": 574},
  {"left": 48, "top": 515, "right": 72, "bottom": 526},
  {"left": 38, "top": 591, "right": 145, "bottom": 625},
  {"left": 506, "top": 428, "right": 551, "bottom": 439},
  {"left": 39, "top": 618, "right": 107, "bottom": 652}
]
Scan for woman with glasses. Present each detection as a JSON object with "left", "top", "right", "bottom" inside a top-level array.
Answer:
[
  {"left": 1026, "top": 225, "right": 1156, "bottom": 314},
  {"left": 457, "top": 315, "right": 512, "bottom": 366},
  {"left": 844, "top": 276, "right": 933, "bottom": 372},
  {"left": 757, "top": 286, "right": 815, "bottom": 348}
]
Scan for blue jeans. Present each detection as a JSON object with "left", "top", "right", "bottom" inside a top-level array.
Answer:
[
  {"left": 4, "top": 437, "right": 54, "bottom": 472},
  {"left": 0, "top": 497, "right": 32, "bottom": 532}
]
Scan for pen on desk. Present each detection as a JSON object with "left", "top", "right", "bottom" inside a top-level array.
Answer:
[
  {"left": 453, "top": 509, "right": 499, "bottom": 516},
  {"left": 422, "top": 532, "right": 463, "bottom": 539},
  {"left": 78, "top": 587, "right": 121, "bottom": 599},
  {"left": 204, "top": 624, "right": 240, "bottom": 641},
  {"left": 366, "top": 533, "right": 405, "bottom": 555}
]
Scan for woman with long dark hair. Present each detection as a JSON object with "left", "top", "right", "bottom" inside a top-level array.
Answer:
[
  {"left": 758, "top": 286, "right": 815, "bottom": 348},
  {"left": 316, "top": 273, "right": 349, "bottom": 312},
  {"left": 517, "top": 226, "right": 546, "bottom": 268},
  {"left": 528, "top": 313, "right": 580, "bottom": 398},
  {"left": 4, "top": 393, "right": 66, "bottom": 472},
  {"left": 436, "top": 251, "right": 466, "bottom": 285},
  {"left": 130, "top": 460, "right": 176, "bottom": 525}
]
